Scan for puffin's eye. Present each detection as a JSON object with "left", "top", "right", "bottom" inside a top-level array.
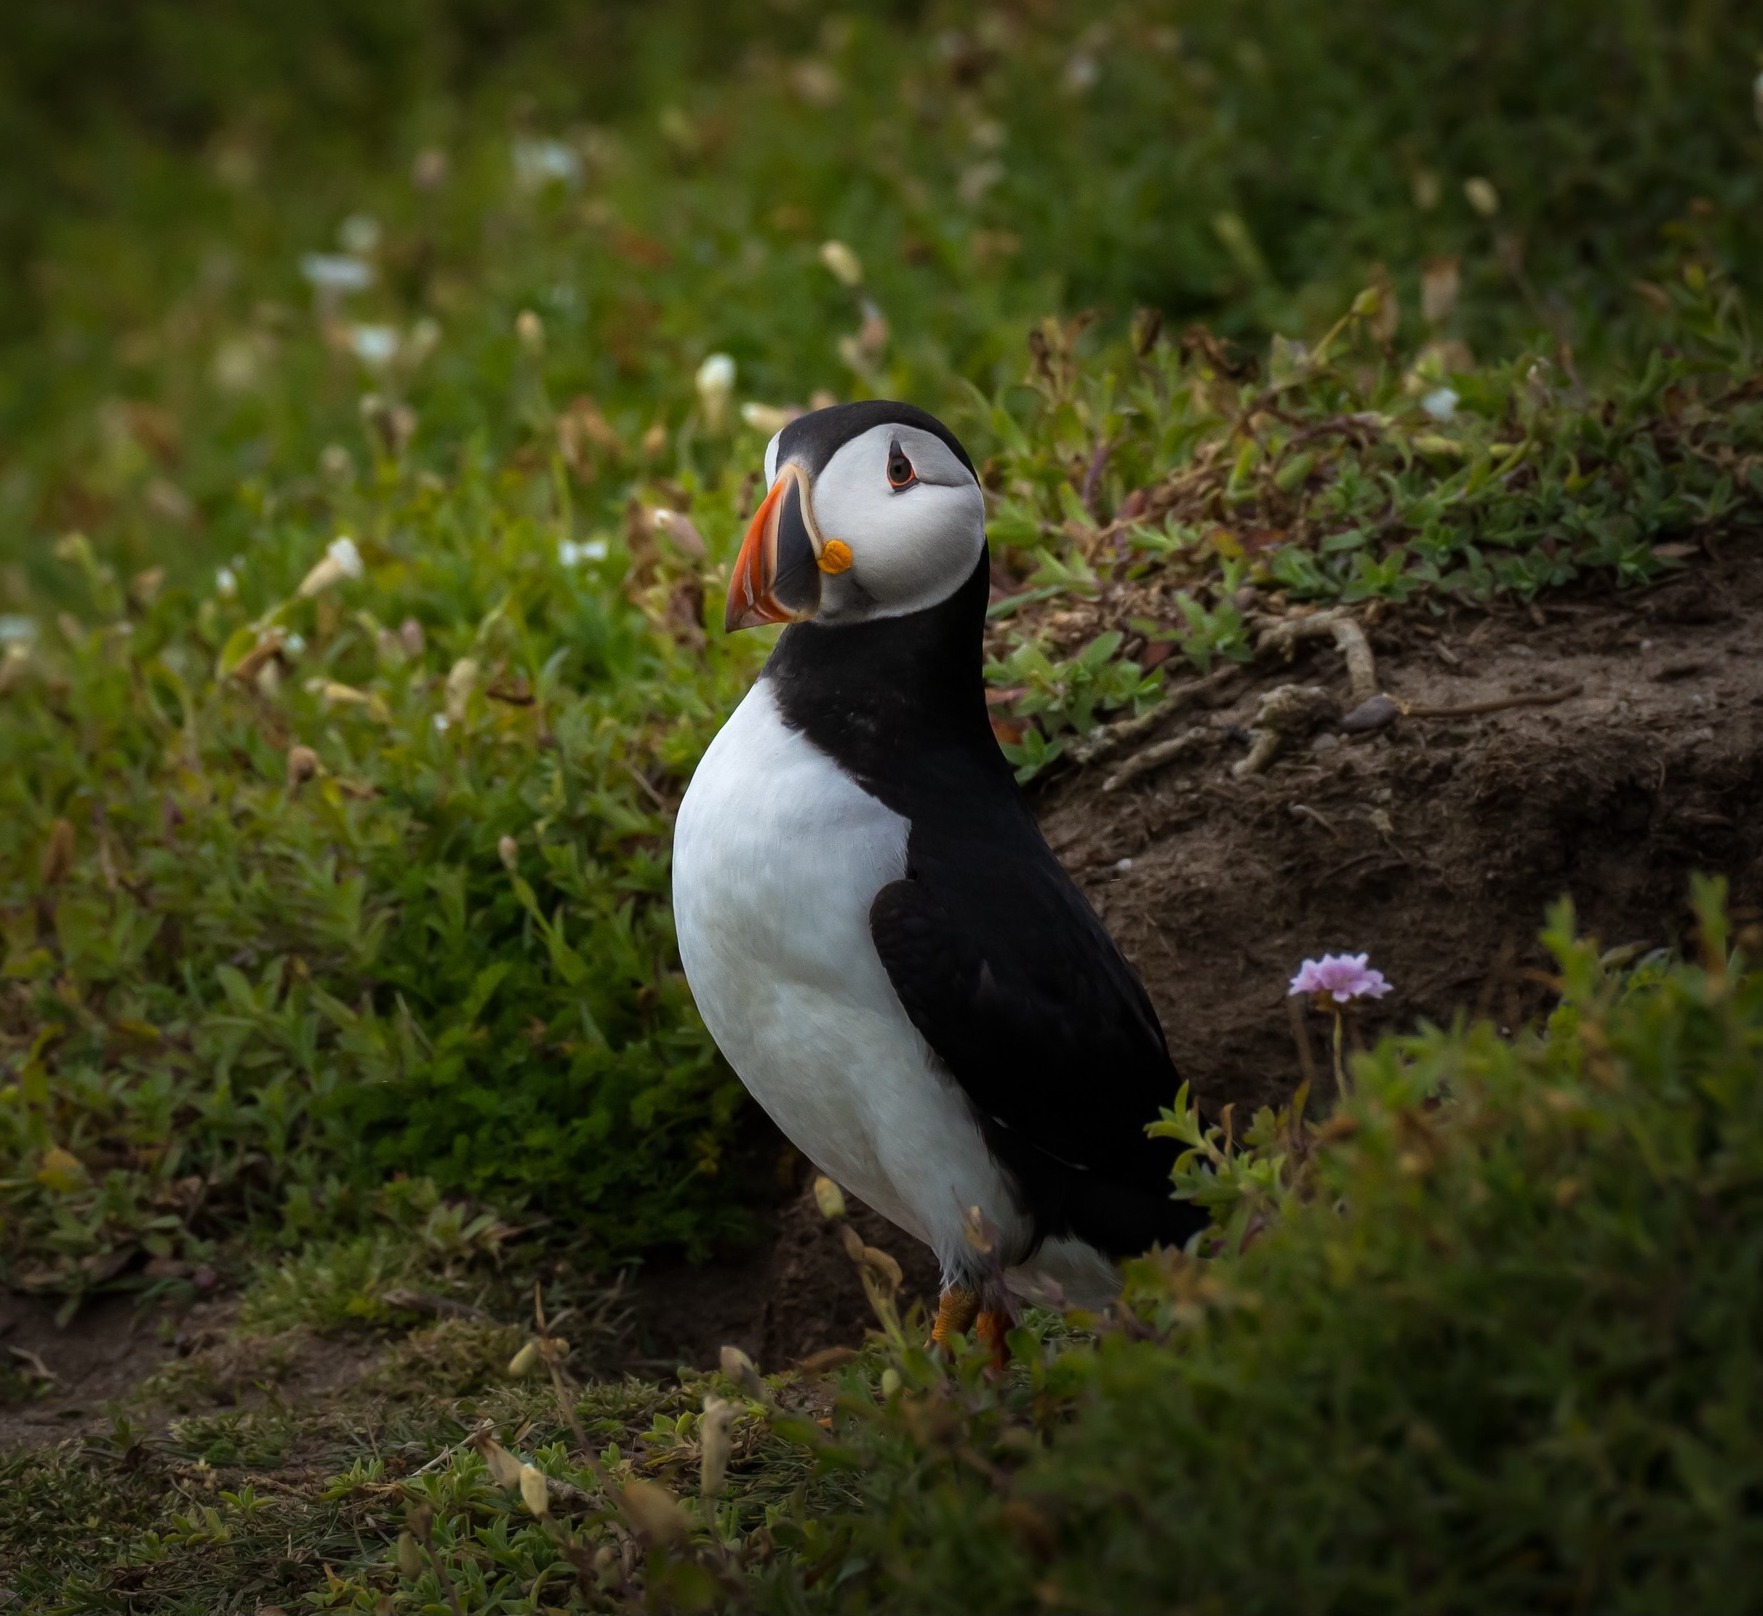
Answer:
[{"left": 886, "top": 440, "right": 916, "bottom": 490}]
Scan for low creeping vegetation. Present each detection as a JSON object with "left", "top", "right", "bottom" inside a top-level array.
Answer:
[
  {"left": 3, "top": 886, "right": 1756, "bottom": 1612},
  {"left": 3, "top": 7, "right": 1763, "bottom": 1603},
  {"left": 978, "top": 275, "right": 1761, "bottom": 777}
]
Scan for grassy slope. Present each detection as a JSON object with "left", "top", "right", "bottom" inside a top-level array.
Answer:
[
  {"left": 752, "top": 894, "right": 1763, "bottom": 1615},
  {"left": 0, "top": 0, "right": 1761, "bottom": 1608},
  {"left": 6, "top": 899, "right": 1758, "bottom": 1613}
]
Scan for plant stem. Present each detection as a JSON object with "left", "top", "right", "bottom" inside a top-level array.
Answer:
[{"left": 1332, "top": 1011, "right": 1350, "bottom": 1100}]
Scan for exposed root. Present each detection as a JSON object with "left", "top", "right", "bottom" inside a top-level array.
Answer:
[
  {"left": 1065, "top": 663, "right": 1243, "bottom": 768},
  {"left": 1402, "top": 683, "right": 1584, "bottom": 719},
  {"left": 1102, "top": 725, "right": 1214, "bottom": 792},
  {"left": 1255, "top": 608, "right": 1379, "bottom": 704},
  {"left": 1231, "top": 684, "right": 1337, "bottom": 778},
  {"left": 1070, "top": 612, "right": 1370, "bottom": 789},
  {"left": 1341, "top": 682, "right": 1584, "bottom": 734}
]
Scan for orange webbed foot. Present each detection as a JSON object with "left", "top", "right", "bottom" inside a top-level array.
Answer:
[
  {"left": 975, "top": 1309, "right": 1011, "bottom": 1368},
  {"left": 929, "top": 1286, "right": 980, "bottom": 1351}
]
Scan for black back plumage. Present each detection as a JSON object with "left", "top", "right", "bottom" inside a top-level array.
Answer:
[{"left": 764, "top": 553, "right": 1206, "bottom": 1263}]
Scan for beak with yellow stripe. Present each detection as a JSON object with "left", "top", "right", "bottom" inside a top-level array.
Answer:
[{"left": 725, "top": 462, "right": 854, "bottom": 632}]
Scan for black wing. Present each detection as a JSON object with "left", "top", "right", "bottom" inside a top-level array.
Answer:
[{"left": 868, "top": 842, "right": 1205, "bottom": 1259}]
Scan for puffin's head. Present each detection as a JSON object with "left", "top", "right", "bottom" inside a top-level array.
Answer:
[{"left": 725, "top": 401, "right": 985, "bottom": 632}]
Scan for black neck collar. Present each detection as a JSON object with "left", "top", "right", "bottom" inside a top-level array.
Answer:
[{"left": 761, "top": 553, "right": 1006, "bottom": 792}]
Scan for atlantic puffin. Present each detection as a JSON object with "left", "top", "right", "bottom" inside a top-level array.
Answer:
[{"left": 672, "top": 401, "right": 1205, "bottom": 1349}]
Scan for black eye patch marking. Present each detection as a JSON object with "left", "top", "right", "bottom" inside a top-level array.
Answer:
[{"left": 886, "top": 439, "right": 917, "bottom": 490}]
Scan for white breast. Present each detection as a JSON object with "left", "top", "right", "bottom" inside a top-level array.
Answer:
[{"left": 672, "top": 679, "right": 1028, "bottom": 1283}]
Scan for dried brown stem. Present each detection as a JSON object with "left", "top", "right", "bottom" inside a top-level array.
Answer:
[
  {"left": 1400, "top": 684, "right": 1582, "bottom": 719},
  {"left": 1102, "top": 725, "right": 1213, "bottom": 792}
]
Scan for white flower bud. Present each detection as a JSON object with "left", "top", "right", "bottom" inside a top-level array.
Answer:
[
  {"left": 404, "top": 317, "right": 441, "bottom": 367},
  {"left": 472, "top": 1429, "right": 526, "bottom": 1488},
  {"left": 445, "top": 657, "right": 478, "bottom": 725},
  {"left": 327, "top": 536, "right": 364, "bottom": 578},
  {"left": 296, "top": 535, "right": 364, "bottom": 598},
  {"left": 299, "top": 253, "right": 374, "bottom": 295},
  {"left": 740, "top": 402, "right": 793, "bottom": 436},
  {"left": 339, "top": 214, "right": 381, "bottom": 255},
  {"left": 286, "top": 746, "right": 320, "bottom": 789},
  {"left": 695, "top": 353, "right": 736, "bottom": 432},
  {"left": 818, "top": 240, "right": 864, "bottom": 287},
  {"left": 518, "top": 1463, "right": 551, "bottom": 1518},
  {"left": 700, "top": 1394, "right": 735, "bottom": 1498},
  {"left": 620, "top": 1478, "right": 690, "bottom": 1544},
  {"left": 650, "top": 508, "right": 707, "bottom": 560},
  {"left": 812, "top": 1175, "right": 847, "bottom": 1220},
  {"left": 349, "top": 324, "right": 399, "bottom": 369}
]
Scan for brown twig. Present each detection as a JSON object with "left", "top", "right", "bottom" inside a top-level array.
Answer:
[
  {"left": 622, "top": 760, "right": 672, "bottom": 812},
  {"left": 1066, "top": 663, "right": 1243, "bottom": 769},
  {"left": 408, "top": 1434, "right": 473, "bottom": 1479},
  {"left": 1079, "top": 437, "right": 1115, "bottom": 518},
  {"left": 1398, "top": 683, "right": 1582, "bottom": 719},
  {"left": 1101, "top": 725, "right": 1212, "bottom": 792},
  {"left": 534, "top": 1283, "right": 590, "bottom": 1456}
]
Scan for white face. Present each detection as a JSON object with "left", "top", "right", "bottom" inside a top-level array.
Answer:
[{"left": 764, "top": 421, "right": 986, "bottom": 623}]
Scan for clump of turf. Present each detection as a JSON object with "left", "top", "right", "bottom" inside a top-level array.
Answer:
[{"left": 755, "top": 881, "right": 1763, "bottom": 1614}]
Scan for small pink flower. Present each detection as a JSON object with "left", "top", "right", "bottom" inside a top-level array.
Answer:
[{"left": 1289, "top": 953, "right": 1391, "bottom": 1004}]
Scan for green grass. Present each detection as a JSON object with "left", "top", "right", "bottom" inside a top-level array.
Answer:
[
  {"left": 6, "top": 891, "right": 1757, "bottom": 1612},
  {"left": 1, "top": 2, "right": 1762, "bottom": 1606}
]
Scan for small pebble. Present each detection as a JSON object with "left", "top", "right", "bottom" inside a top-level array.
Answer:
[
  {"left": 1310, "top": 732, "right": 1340, "bottom": 753},
  {"left": 1341, "top": 694, "right": 1400, "bottom": 734},
  {"left": 1114, "top": 857, "right": 1134, "bottom": 872}
]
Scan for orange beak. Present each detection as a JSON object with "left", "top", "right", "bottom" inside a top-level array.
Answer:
[{"left": 725, "top": 463, "right": 852, "bottom": 632}]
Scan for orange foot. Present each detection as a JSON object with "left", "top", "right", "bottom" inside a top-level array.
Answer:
[
  {"left": 930, "top": 1286, "right": 980, "bottom": 1350},
  {"left": 929, "top": 1290, "right": 1012, "bottom": 1365},
  {"left": 975, "top": 1309, "right": 1011, "bottom": 1367}
]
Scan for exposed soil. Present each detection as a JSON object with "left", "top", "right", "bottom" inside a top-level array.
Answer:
[
  {"left": 0, "top": 1289, "right": 383, "bottom": 1451},
  {"left": 1046, "top": 543, "right": 1763, "bottom": 1119},
  {"left": 627, "top": 1179, "right": 941, "bottom": 1373},
  {"left": 0, "top": 1290, "right": 179, "bottom": 1449},
  {"left": 8, "top": 546, "right": 1761, "bottom": 1423}
]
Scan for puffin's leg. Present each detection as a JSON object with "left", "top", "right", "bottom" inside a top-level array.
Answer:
[
  {"left": 974, "top": 1310, "right": 1011, "bottom": 1367},
  {"left": 930, "top": 1286, "right": 980, "bottom": 1349}
]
